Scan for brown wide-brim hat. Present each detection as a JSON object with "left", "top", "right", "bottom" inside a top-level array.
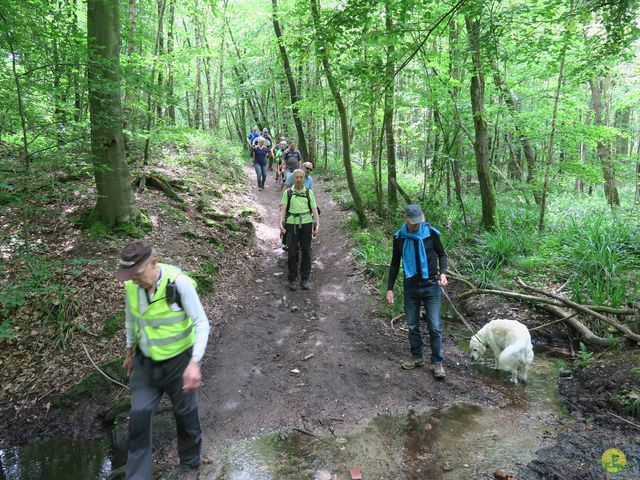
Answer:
[{"left": 116, "top": 240, "right": 154, "bottom": 282}]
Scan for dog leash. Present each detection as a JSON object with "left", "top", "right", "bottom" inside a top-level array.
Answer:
[{"left": 440, "top": 286, "right": 488, "bottom": 347}]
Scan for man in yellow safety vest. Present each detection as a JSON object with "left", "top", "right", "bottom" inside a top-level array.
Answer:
[{"left": 116, "top": 240, "right": 210, "bottom": 480}]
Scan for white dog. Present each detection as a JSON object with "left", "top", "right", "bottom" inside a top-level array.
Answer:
[{"left": 469, "top": 319, "right": 534, "bottom": 384}]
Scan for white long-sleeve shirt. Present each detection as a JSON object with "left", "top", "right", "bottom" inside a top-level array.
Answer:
[{"left": 125, "top": 265, "right": 210, "bottom": 363}]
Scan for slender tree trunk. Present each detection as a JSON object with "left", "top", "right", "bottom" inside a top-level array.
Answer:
[
  {"left": 142, "top": 0, "right": 166, "bottom": 165},
  {"left": 123, "top": 0, "right": 138, "bottom": 153},
  {"left": 635, "top": 131, "right": 640, "bottom": 203},
  {"left": 214, "top": 0, "right": 229, "bottom": 130},
  {"left": 538, "top": 49, "right": 566, "bottom": 231},
  {"left": 87, "top": 0, "right": 138, "bottom": 226},
  {"left": 155, "top": 0, "right": 164, "bottom": 119},
  {"left": 589, "top": 77, "right": 620, "bottom": 207},
  {"left": 166, "top": 0, "right": 176, "bottom": 124},
  {"left": 492, "top": 64, "right": 539, "bottom": 200},
  {"left": 272, "top": 0, "right": 310, "bottom": 162},
  {"left": 465, "top": 13, "right": 497, "bottom": 229},
  {"left": 384, "top": 0, "right": 398, "bottom": 210},
  {"left": 448, "top": 19, "right": 467, "bottom": 226},
  {"left": 310, "top": 0, "right": 367, "bottom": 226},
  {"left": 370, "top": 98, "right": 383, "bottom": 215}
]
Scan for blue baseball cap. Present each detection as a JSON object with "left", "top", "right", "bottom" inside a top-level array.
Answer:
[{"left": 405, "top": 204, "right": 424, "bottom": 224}]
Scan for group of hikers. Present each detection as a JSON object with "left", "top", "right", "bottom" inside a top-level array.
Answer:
[
  {"left": 247, "top": 125, "right": 320, "bottom": 292},
  {"left": 113, "top": 127, "right": 447, "bottom": 479}
]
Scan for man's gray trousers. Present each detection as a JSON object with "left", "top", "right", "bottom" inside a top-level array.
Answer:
[{"left": 125, "top": 349, "right": 201, "bottom": 479}]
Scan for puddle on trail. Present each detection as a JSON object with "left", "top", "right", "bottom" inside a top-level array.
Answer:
[
  {"left": 203, "top": 356, "right": 565, "bottom": 480},
  {"left": 0, "top": 358, "right": 564, "bottom": 479},
  {"left": 0, "top": 437, "right": 122, "bottom": 480}
]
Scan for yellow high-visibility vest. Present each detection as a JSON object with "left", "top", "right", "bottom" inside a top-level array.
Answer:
[{"left": 125, "top": 263, "right": 196, "bottom": 361}]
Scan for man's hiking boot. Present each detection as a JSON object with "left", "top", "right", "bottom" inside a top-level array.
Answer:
[
  {"left": 431, "top": 362, "right": 446, "bottom": 379},
  {"left": 401, "top": 356, "right": 425, "bottom": 370},
  {"left": 178, "top": 466, "right": 199, "bottom": 480},
  {"left": 288, "top": 280, "right": 298, "bottom": 291},
  {"left": 301, "top": 279, "right": 310, "bottom": 290}
]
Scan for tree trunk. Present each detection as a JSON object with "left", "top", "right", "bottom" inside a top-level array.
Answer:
[
  {"left": 384, "top": 0, "right": 398, "bottom": 210},
  {"left": 465, "top": 13, "right": 497, "bottom": 229},
  {"left": 448, "top": 20, "right": 467, "bottom": 226},
  {"left": 636, "top": 131, "right": 640, "bottom": 203},
  {"left": 87, "top": 0, "right": 138, "bottom": 226},
  {"left": 155, "top": 0, "right": 164, "bottom": 119},
  {"left": 538, "top": 48, "right": 566, "bottom": 231},
  {"left": 214, "top": 0, "right": 229, "bottom": 130},
  {"left": 272, "top": 0, "right": 310, "bottom": 162},
  {"left": 166, "top": 0, "right": 176, "bottom": 124},
  {"left": 615, "top": 107, "right": 630, "bottom": 156},
  {"left": 310, "top": 0, "right": 367, "bottom": 226},
  {"left": 492, "top": 64, "right": 539, "bottom": 200},
  {"left": 589, "top": 77, "right": 620, "bottom": 207},
  {"left": 123, "top": 0, "right": 138, "bottom": 153}
]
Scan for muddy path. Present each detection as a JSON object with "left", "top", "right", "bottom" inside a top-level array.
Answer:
[
  {"left": 197, "top": 166, "right": 491, "bottom": 445},
  {"left": 185, "top": 165, "right": 640, "bottom": 480},
  {"left": 2, "top": 163, "right": 638, "bottom": 480}
]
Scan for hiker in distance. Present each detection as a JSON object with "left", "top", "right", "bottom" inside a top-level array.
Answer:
[
  {"left": 117, "top": 240, "right": 210, "bottom": 480},
  {"left": 247, "top": 126, "right": 260, "bottom": 159},
  {"left": 279, "top": 169, "right": 319, "bottom": 291},
  {"left": 280, "top": 140, "right": 302, "bottom": 187},
  {"left": 385, "top": 204, "right": 448, "bottom": 379},
  {"left": 252, "top": 137, "right": 269, "bottom": 190}
]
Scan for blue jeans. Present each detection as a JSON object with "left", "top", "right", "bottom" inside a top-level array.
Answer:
[
  {"left": 403, "top": 281, "right": 443, "bottom": 363},
  {"left": 254, "top": 163, "right": 267, "bottom": 187}
]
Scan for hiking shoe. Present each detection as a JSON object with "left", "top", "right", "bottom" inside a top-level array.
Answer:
[
  {"left": 401, "top": 356, "right": 425, "bottom": 370},
  {"left": 301, "top": 279, "right": 310, "bottom": 290},
  {"left": 288, "top": 280, "right": 298, "bottom": 291},
  {"left": 178, "top": 466, "right": 199, "bottom": 480},
  {"left": 431, "top": 362, "right": 446, "bottom": 379}
]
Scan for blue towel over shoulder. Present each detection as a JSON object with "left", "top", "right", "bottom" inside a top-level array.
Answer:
[{"left": 394, "top": 222, "right": 441, "bottom": 279}]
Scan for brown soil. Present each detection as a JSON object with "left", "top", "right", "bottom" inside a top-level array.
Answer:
[{"left": 1, "top": 160, "right": 639, "bottom": 480}]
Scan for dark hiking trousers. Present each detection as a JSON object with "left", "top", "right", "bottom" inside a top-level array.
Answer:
[
  {"left": 286, "top": 222, "right": 312, "bottom": 282},
  {"left": 126, "top": 348, "right": 201, "bottom": 480}
]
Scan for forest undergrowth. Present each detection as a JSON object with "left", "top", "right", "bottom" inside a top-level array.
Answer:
[{"left": 0, "top": 131, "right": 247, "bottom": 437}]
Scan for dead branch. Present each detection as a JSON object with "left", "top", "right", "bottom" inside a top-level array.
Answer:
[
  {"left": 81, "top": 343, "right": 129, "bottom": 389},
  {"left": 449, "top": 271, "right": 610, "bottom": 347},
  {"left": 516, "top": 278, "right": 640, "bottom": 343},
  {"left": 460, "top": 288, "right": 637, "bottom": 315},
  {"left": 132, "top": 173, "right": 184, "bottom": 204}
]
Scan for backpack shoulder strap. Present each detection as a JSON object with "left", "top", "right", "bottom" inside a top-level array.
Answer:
[{"left": 286, "top": 188, "right": 293, "bottom": 216}]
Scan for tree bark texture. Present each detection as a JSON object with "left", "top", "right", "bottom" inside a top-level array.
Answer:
[
  {"left": 87, "top": 0, "right": 138, "bottom": 226},
  {"left": 465, "top": 14, "right": 497, "bottom": 229}
]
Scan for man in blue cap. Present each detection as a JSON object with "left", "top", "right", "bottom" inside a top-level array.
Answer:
[{"left": 385, "top": 204, "right": 448, "bottom": 378}]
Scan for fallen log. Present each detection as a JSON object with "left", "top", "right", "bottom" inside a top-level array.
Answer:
[
  {"left": 447, "top": 271, "right": 610, "bottom": 347},
  {"left": 516, "top": 278, "right": 640, "bottom": 343},
  {"left": 460, "top": 288, "right": 637, "bottom": 316},
  {"left": 132, "top": 173, "right": 184, "bottom": 204}
]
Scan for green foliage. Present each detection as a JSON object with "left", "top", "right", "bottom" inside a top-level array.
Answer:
[
  {"left": 549, "top": 210, "right": 640, "bottom": 307},
  {"left": 574, "top": 342, "right": 594, "bottom": 371},
  {"left": 103, "top": 312, "right": 124, "bottom": 338},
  {"left": 0, "top": 319, "right": 14, "bottom": 339},
  {"left": 611, "top": 389, "right": 640, "bottom": 419}
]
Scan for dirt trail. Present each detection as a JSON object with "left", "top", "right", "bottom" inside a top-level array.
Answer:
[{"left": 197, "top": 165, "right": 482, "bottom": 449}]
